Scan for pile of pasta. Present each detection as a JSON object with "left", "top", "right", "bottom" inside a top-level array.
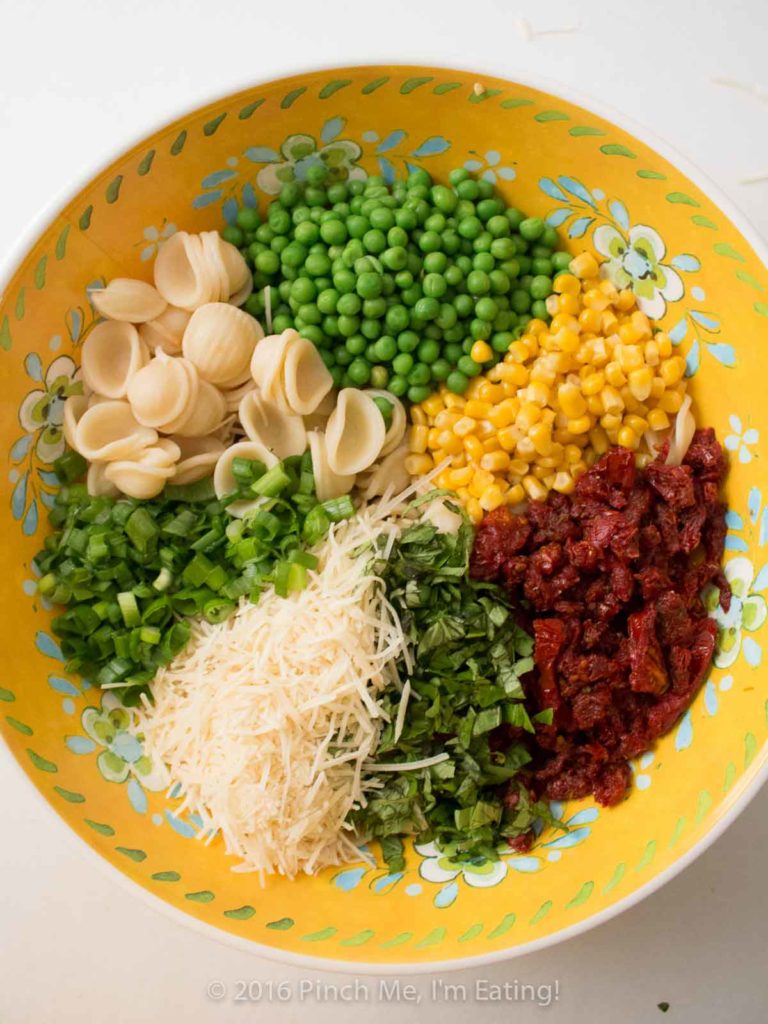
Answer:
[{"left": 62, "top": 230, "right": 408, "bottom": 507}]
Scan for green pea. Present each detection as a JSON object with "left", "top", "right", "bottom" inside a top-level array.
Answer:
[
  {"left": 305, "top": 252, "right": 331, "bottom": 277},
  {"left": 476, "top": 179, "right": 494, "bottom": 199},
  {"left": 381, "top": 273, "right": 396, "bottom": 296},
  {"left": 363, "top": 228, "right": 386, "bottom": 255},
  {"left": 398, "top": 330, "right": 419, "bottom": 353},
  {"left": 360, "top": 319, "right": 381, "bottom": 340},
  {"left": 281, "top": 266, "right": 298, "bottom": 282},
  {"left": 489, "top": 237, "right": 514, "bottom": 261},
  {"left": 385, "top": 304, "right": 410, "bottom": 334},
  {"left": 279, "top": 182, "right": 302, "bottom": 208},
  {"left": 430, "top": 358, "right": 451, "bottom": 381},
  {"left": 490, "top": 331, "right": 513, "bottom": 353},
  {"left": 436, "top": 302, "right": 458, "bottom": 330},
  {"left": 394, "top": 270, "right": 414, "bottom": 290},
  {"left": 277, "top": 280, "right": 292, "bottom": 302},
  {"left": 290, "top": 278, "right": 316, "bottom": 304},
  {"left": 470, "top": 318, "right": 492, "bottom": 340},
  {"left": 236, "top": 207, "right": 260, "bottom": 232},
  {"left": 424, "top": 213, "right": 446, "bottom": 234},
  {"left": 449, "top": 167, "right": 470, "bottom": 186},
  {"left": 485, "top": 214, "right": 509, "bottom": 238},
  {"left": 222, "top": 225, "right": 244, "bottom": 247},
  {"left": 392, "top": 352, "right": 414, "bottom": 376},
  {"left": 518, "top": 217, "right": 545, "bottom": 241},
  {"left": 272, "top": 314, "right": 294, "bottom": 333},
  {"left": 485, "top": 269, "right": 507, "bottom": 295},
  {"left": 291, "top": 221, "right": 317, "bottom": 246},
  {"left": 268, "top": 207, "right": 291, "bottom": 234},
  {"left": 510, "top": 289, "right": 532, "bottom": 314},
  {"left": 370, "top": 365, "right": 390, "bottom": 389},
  {"left": 423, "top": 273, "right": 447, "bottom": 299},
  {"left": 467, "top": 270, "right": 490, "bottom": 295},
  {"left": 346, "top": 215, "right": 368, "bottom": 239},
  {"left": 473, "top": 231, "right": 493, "bottom": 254},
  {"left": 336, "top": 347, "right": 353, "bottom": 366},
  {"left": 414, "top": 296, "right": 440, "bottom": 321},
  {"left": 320, "top": 348, "right": 336, "bottom": 368},
  {"left": 304, "top": 163, "right": 327, "bottom": 187},
  {"left": 337, "top": 292, "right": 362, "bottom": 317},
  {"left": 384, "top": 225, "right": 406, "bottom": 248},
  {"left": 551, "top": 250, "right": 571, "bottom": 271},
  {"left": 372, "top": 335, "right": 397, "bottom": 362},
  {"left": 475, "top": 198, "right": 502, "bottom": 223},
  {"left": 456, "top": 179, "right": 480, "bottom": 201},
  {"left": 408, "top": 364, "right": 431, "bottom": 387},
  {"left": 348, "top": 180, "right": 365, "bottom": 196},
  {"left": 253, "top": 249, "right": 278, "bottom": 275},
  {"left": 530, "top": 258, "right": 552, "bottom": 278},
  {"left": 417, "top": 339, "right": 440, "bottom": 364},
  {"left": 457, "top": 355, "right": 482, "bottom": 378},
  {"left": 337, "top": 314, "right": 361, "bottom": 337},
  {"left": 395, "top": 208, "right": 417, "bottom": 231},
  {"left": 363, "top": 297, "right": 386, "bottom": 319},
  {"left": 445, "top": 264, "right": 463, "bottom": 287},
  {"left": 442, "top": 341, "right": 463, "bottom": 363},
  {"left": 458, "top": 216, "right": 483, "bottom": 240},
  {"left": 381, "top": 246, "right": 408, "bottom": 271},
  {"left": 530, "top": 274, "right": 553, "bottom": 300},
  {"left": 406, "top": 251, "right": 423, "bottom": 275},
  {"left": 330, "top": 366, "right": 344, "bottom": 388},
  {"left": 355, "top": 272, "right": 382, "bottom": 300},
  {"left": 475, "top": 297, "right": 498, "bottom": 322},
  {"left": 280, "top": 242, "right": 306, "bottom": 269},
  {"left": 323, "top": 315, "right": 340, "bottom": 337},
  {"left": 304, "top": 186, "right": 327, "bottom": 207},
  {"left": 318, "top": 219, "right": 346, "bottom": 246},
  {"left": 326, "top": 182, "right": 348, "bottom": 204},
  {"left": 517, "top": 255, "right": 533, "bottom": 275},
  {"left": 333, "top": 269, "right": 356, "bottom": 295},
  {"left": 531, "top": 299, "right": 549, "bottom": 320},
  {"left": 472, "top": 252, "right": 495, "bottom": 273},
  {"left": 442, "top": 230, "right": 461, "bottom": 255},
  {"left": 270, "top": 236, "right": 289, "bottom": 255},
  {"left": 342, "top": 333, "right": 365, "bottom": 356},
  {"left": 446, "top": 370, "right": 469, "bottom": 394},
  {"left": 291, "top": 207, "right": 311, "bottom": 225},
  {"left": 454, "top": 294, "right": 473, "bottom": 317},
  {"left": 401, "top": 285, "right": 422, "bottom": 308},
  {"left": 388, "top": 374, "right": 408, "bottom": 397},
  {"left": 418, "top": 230, "right": 442, "bottom": 254},
  {"left": 424, "top": 323, "right": 442, "bottom": 340},
  {"left": 316, "top": 288, "right": 339, "bottom": 315},
  {"left": 405, "top": 384, "right": 429, "bottom": 404},
  {"left": 347, "top": 355, "right": 371, "bottom": 382},
  {"left": 297, "top": 303, "right": 321, "bottom": 325},
  {"left": 365, "top": 206, "right": 392, "bottom": 232}
]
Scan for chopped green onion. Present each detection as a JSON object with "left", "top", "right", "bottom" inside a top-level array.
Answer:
[
  {"left": 139, "top": 626, "right": 162, "bottom": 645},
  {"left": 152, "top": 567, "right": 173, "bottom": 592},
  {"left": 289, "top": 550, "right": 319, "bottom": 570},
  {"left": 182, "top": 553, "right": 214, "bottom": 587},
  {"left": 203, "top": 598, "right": 236, "bottom": 623},
  {"left": 321, "top": 495, "right": 355, "bottom": 522},
  {"left": 287, "top": 563, "right": 307, "bottom": 593},
  {"left": 163, "top": 477, "right": 216, "bottom": 503},
  {"left": 53, "top": 448, "right": 88, "bottom": 484},
  {"left": 117, "top": 591, "right": 141, "bottom": 628},
  {"left": 273, "top": 560, "right": 291, "bottom": 598},
  {"left": 125, "top": 507, "right": 158, "bottom": 553},
  {"left": 86, "top": 534, "right": 110, "bottom": 562},
  {"left": 302, "top": 506, "right": 330, "bottom": 545},
  {"left": 38, "top": 573, "right": 58, "bottom": 596},
  {"left": 250, "top": 465, "right": 291, "bottom": 498}
]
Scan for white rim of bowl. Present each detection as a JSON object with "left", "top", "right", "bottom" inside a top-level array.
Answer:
[{"left": 1, "top": 62, "right": 767, "bottom": 975}]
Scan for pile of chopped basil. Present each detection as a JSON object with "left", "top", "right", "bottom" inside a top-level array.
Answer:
[
  {"left": 35, "top": 450, "right": 353, "bottom": 705},
  {"left": 351, "top": 509, "right": 555, "bottom": 870}
]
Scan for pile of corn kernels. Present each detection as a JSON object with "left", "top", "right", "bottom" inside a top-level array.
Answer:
[{"left": 404, "top": 252, "right": 688, "bottom": 522}]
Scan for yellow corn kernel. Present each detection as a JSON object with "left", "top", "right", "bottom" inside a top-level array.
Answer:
[
  {"left": 529, "top": 319, "right": 549, "bottom": 336},
  {"left": 453, "top": 416, "right": 477, "bottom": 438},
  {"left": 475, "top": 420, "right": 496, "bottom": 440},
  {"left": 464, "top": 435, "right": 484, "bottom": 462},
  {"left": 617, "top": 425, "right": 640, "bottom": 450},
  {"left": 581, "top": 371, "right": 605, "bottom": 396},
  {"left": 600, "top": 306, "right": 619, "bottom": 332},
  {"left": 572, "top": 460, "right": 588, "bottom": 478},
  {"left": 443, "top": 392, "right": 465, "bottom": 410},
  {"left": 435, "top": 469, "right": 453, "bottom": 489},
  {"left": 589, "top": 426, "right": 610, "bottom": 455},
  {"left": 545, "top": 294, "right": 560, "bottom": 317},
  {"left": 554, "top": 273, "right": 580, "bottom": 295},
  {"left": 541, "top": 408, "right": 556, "bottom": 427},
  {"left": 469, "top": 468, "right": 495, "bottom": 497},
  {"left": 557, "top": 382, "right": 587, "bottom": 419},
  {"left": 477, "top": 381, "right": 505, "bottom": 404},
  {"left": 631, "top": 311, "right": 652, "bottom": 340},
  {"left": 644, "top": 340, "right": 660, "bottom": 367},
  {"left": 599, "top": 278, "right": 618, "bottom": 299},
  {"left": 432, "top": 448, "right": 450, "bottom": 465},
  {"left": 601, "top": 382, "right": 625, "bottom": 414},
  {"left": 655, "top": 332, "right": 673, "bottom": 358},
  {"left": 409, "top": 424, "right": 429, "bottom": 453},
  {"left": 583, "top": 288, "right": 610, "bottom": 312},
  {"left": 617, "top": 321, "right": 641, "bottom": 345},
  {"left": 557, "top": 294, "right": 581, "bottom": 317},
  {"left": 470, "top": 340, "right": 493, "bottom": 364},
  {"left": 624, "top": 414, "right": 649, "bottom": 435},
  {"left": 535, "top": 454, "right": 561, "bottom": 469},
  {"left": 567, "top": 415, "right": 592, "bottom": 435},
  {"left": 465, "top": 378, "right": 485, "bottom": 401},
  {"left": 436, "top": 430, "right": 464, "bottom": 455},
  {"left": 480, "top": 450, "right": 511, "bottom": 473},
  {"left": 505, "top": 483, "right": 526, "bottom": 506},
  {"left": 550, "top": 313, "right": 580, "bottom": 335},
  {"left": 466, "top": 497, "right": 483, "bottom": 524},
  {"left": 488, "top": 399, "right": 518, "bottom": 429},
  {"left": 448, "top": 467, "right": 473, "bottom": 488},
  {"left": 660, "top": 356, "right": 686, "bottom": 386},
  {"left": 634, "top": 452, "right": 652, "bottom": 470},
  {"left": 570, "top": 252, "right": 599, "bottom": 279},
  {"left": 516, "top": 436, "right": 536, "bottom": 460},
  {"left": 404, "top": 453, "right": 434, "bottom": 475},
  {"left": 529, "top": 362, "right": 557, "bottom": 386},
  {"left": 578, "top": 307, "right": 602, "bottom": 333},
  {"left": 628, "top": 366, "right": 653, "bottom": 403},
  {"left": 650, "top": 377, "right": 666, "bottom": 400},
  {"left": 553, "top": 328, "right": 580, "bottom": 354},
  {"left": 422, "top": 394, "right": 445, "bottom": 418},
  {"left": 619, "top": 386, "right": 646, "bottom": 417},
  {"left": 494, "top": 362, "right": 529, "bottom": 386},
  {"left": 433, "top": 409, "right": 460, "bottom": 431},
  {"left": 531, "top": 463, "right": 551, "bottom": 481},
  {"left": 526, "top": 381, "right": 551, "bottom": 406},
  {"left": 427, "top": 427, "right": 441, "bottom": 449},
  {"left": 615, "top": 288, "right": 635, "bottom": 311},
  {"left": 600, "top": 412, "right": 622, "bottom": 432},
  {"left": 501, "top": 380, "right": 520, "bottom": 398},
  {"left": 552, "top": 471, "right": 575, "bottom": 494},
  {"left": 479, "top": 484, "right": 506, "bottom": 513},
  {"left": 522, "top": 474, "right": 548, "bottom": 501},
  {"left": 605, "top": 361, "right": 627, "bottom": 387},
  {"left": 451, "top": 453, "right": 467, "bottom": 468},
  {"left": 586, "top": 394, "right": 604, "bottom": 417},
  {"left": 506, "top": 340, "right": 529, "bottom": 364},
  {"left": 616, "top": 344, "right": 644, "bottom": 372},
  {"left": 529, "top": 422, "right": 553, "bottom": 456},
  {"left": 482, "top": 437, "right": 501, "bottom": 453},
  {"left": 410, "top": 407, "right": 427, "bottom": 426},
  {"left": 517, "top": 402, "right": 542, "bottom": 431},
  {"left": 464, "top": 400, "right": 492, "bottom": 419},
  {"left": 658, "top": 389, "right": 684, "bottom": 414},
  {"left": 647, "top": 408, "right": 671, "bottom": 431},
  {"left": 506, "top": 458, "right": 528, "bottom": 478}
]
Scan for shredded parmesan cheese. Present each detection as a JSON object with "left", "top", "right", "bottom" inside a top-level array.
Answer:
[{"left": 137, "top": 500, "right": 410, "bottom": 880}]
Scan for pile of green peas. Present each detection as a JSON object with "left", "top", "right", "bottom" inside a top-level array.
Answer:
[{"left": 224, "top": 165, "right": 570, "bottom": 400}]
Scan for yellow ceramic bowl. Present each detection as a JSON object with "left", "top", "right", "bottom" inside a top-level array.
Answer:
[{"left": 2, "top": 66, "right": 767, "bottom": 971}]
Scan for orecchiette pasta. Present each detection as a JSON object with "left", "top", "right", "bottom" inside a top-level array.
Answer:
[
  {"left": 154, "top": 232, "right": 210, "bottom": 311},
  {"left": 219, "top": 238, "right": 251, "bottom": 300},
  {"left": 250, "top": 329, "right": 297, "bottom": 410},
  {"left": 172, "top": 379, "right": 227, "bottom": 438},
  {"left": 81, "top": 321, "right": 149, "bottom": 399},
  {"left": 213, "top": 440, "right": 279, "bottom": 518},
  {"left": 74, "top": 401, "right": 157, "bottom": 462},
  {"left": 63, "top": 394, "right": 89, "bottom": 449},
  {"left": 324, "top": 388, "right": 386, "bottom": 476},
  {"left": 238, "top": 390, "right": 307, "bottom": 459},
  {"left": 201, "top": 231, "right": 230, "bottom": 302},
  {"left": 90, "top": 278, "right": 167, "bottom": 323},
  {"left": 363, "top": 389, "right": 407, "bottom": 456},
  {"left": 282, "top": 335, "right": 333, "bottom": 415},
  {"left": 182, "top": 303, "right": 263, "bottom": 386},
  {"left": 86, "top": 461, "right": 121, "bottom": 498},
  {"left": 126, "top": 350, "right": 198, "bottom": 430},
  {"left": 170, "top": 436, "right": 226, "bottom": 485},
  {"left": 221, "top": 377, "right": 257, "bottom": 413},
  {"left": 104, "top": 446, "right": 178, "bottom": 500},
  {"left": 356, "top": 442, "right": 410, "bottom": 500},
  {"left": 307, "top": 431, "right": 356, "bottom": 503},
  {"left": 138, "top": 306, "right": 191, "bottom": 355}
]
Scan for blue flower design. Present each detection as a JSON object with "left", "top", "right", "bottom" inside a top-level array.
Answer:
[
  {"left": 724, "top": 415, "right": 759, "bottom": 464},
  {"left": 464, "top": 150, "right": 516, "bottom": 183}
]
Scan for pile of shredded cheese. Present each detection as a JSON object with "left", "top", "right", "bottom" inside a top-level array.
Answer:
[{"left": 137, "top": 492, "right": 416, "bottom": 880}]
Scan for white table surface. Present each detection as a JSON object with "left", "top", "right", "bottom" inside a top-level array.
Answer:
[{"left": 1, "top": 1, "right": 767, "bottom": 1021}]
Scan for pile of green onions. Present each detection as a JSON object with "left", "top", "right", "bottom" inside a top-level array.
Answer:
[{"left": 36, "top": 450, "right": 354, "bottom": 704}]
